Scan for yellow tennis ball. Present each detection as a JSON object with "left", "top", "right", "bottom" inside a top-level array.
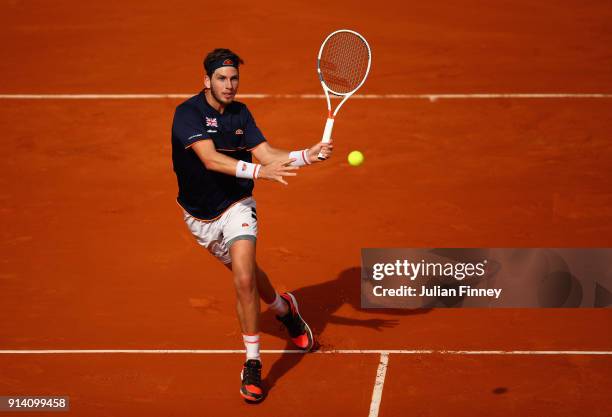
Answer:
[{"left": 348, "top": 150, "right": 364, "bottom": 166}]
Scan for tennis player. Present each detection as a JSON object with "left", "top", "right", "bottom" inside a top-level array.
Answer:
[{"left": 171, "top": 48, "right": 333, "bottom": 402}]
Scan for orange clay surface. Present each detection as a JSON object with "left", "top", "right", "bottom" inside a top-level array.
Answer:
[{"left": 1, "top": 0, "right": 611, "bottom": 416}]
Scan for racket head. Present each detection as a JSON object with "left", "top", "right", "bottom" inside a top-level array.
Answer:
[{"left": 317, "top": 29, "right": 371, "bottom": 96}]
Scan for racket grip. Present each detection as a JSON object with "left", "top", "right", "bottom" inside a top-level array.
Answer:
[{"left": 317, "top": 117, "right": 334, "bottom": 160}]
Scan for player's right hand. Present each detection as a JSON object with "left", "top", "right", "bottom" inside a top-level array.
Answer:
[
  {"left": 309, "top": 139, "right": 334, "bottom": 163},
  {"left": 258, "top": 159, "right": 299, "bottom": 185}
]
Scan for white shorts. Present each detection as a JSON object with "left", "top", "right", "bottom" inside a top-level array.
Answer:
[{"left": 182, "top": 197, "right": 258, "bottom": 264}]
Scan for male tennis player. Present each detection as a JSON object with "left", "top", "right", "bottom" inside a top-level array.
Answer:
[{"left": 171, "top": 48, "right": 332, "bottom": 402}]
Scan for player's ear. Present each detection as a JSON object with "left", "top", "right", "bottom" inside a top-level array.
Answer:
[{"left": 204, "top": 74, "right": 211, "bottom": 89}]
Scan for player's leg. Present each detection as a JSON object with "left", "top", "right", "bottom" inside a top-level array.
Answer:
[
  {"left": 228, "top": 239, "right": 259, "bottom": 337},
  {"left": 221, "top": 199, "right": 265, "bottom": 402},
  {"left": 181, "top": 204, "right": 263, "bottom": 402},
  {"left": 253, "top": 265, "right": 276, "bottom": 304},
  {"left": 227, "top": 239, "right": 264, "bottom": 402}
]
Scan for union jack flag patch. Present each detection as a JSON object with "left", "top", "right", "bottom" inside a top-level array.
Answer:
[{"left": 205, "top": 117, "right": 218, "bottom": 128}]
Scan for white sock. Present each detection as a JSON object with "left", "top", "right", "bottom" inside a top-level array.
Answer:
[
  {"left": 243, "top": 333, "right": 260, "bottom": 361},
  {"left": 268, "top": 292, "right": 289, "bottom": 317}
]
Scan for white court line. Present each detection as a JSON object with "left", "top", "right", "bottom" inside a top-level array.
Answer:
[
  {"left": 0, "top": 93, "right": 611, "bottom": 100},
  {"left": 368, "top": 352, "right": 389, "bottom": 417},
  {"left": 0, "top": 349, "right": 611, "bottom": 354},
  {"left": 2, "top": 349, "right": 609, "bottom": 415}
]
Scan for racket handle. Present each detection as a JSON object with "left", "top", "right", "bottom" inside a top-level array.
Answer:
[{"left": 317, "top": 117, "right": 334, "bottom": 160}]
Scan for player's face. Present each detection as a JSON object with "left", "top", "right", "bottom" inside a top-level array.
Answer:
[{"left": 206, "top": 66, "right": 239, "bottom": 105}]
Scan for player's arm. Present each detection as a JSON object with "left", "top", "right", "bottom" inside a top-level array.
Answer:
[
  {"left": 243, "top": 105, "right": 333, "bottom": 165},
  {"left": 191, "top": 140, "right": 299, "bottom": 185},
  {"left": 251, "top": 140, "right": 334, "bottom": 166}
]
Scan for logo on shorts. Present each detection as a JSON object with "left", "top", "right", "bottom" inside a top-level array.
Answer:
[
  {"left": 242, "top": 223, "right": 249, "bottom": 228},
  {"left": 223, "top": 59, "right": 234, "bottom": 66},
  {"left": 235, "top": 129, "right": 244, "bottom": 135},
  {"left": 205, "top": 117, "right": 218, "bottom": 128}
]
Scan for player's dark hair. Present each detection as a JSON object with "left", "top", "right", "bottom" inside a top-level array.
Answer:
[{"left": 203, "top": 48, "right": 244, "bottom": 76}]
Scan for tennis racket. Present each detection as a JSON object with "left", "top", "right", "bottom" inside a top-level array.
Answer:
[{"left": 316, "top": 29, "right": 372, "bottom": 160}]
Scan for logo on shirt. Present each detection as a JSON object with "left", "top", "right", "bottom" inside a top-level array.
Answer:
[
  {"left": 242, "top": 223, "right": 249, "bottom": 228},
  {"left": 235, "top": 129, "right": 244, "bottom": 135},
  {"left": 205, "top": 117, "right": 218, "bottom": 128}
]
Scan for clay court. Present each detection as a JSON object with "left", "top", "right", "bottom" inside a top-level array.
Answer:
[{"left": 1, "top": 0, "right": 612, "bottom": 415}]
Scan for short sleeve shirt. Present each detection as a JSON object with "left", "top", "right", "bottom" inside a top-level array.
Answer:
[{"left": 171, "top": 91, "right": 266, "bottom": 220}]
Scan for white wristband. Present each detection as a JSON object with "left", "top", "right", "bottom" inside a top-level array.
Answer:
[
  {"left": 289, "top": 149, "right": 311, "bottom": 167},
  {"left": 235, "top": 160, "right": 261, "bottom": 179}
]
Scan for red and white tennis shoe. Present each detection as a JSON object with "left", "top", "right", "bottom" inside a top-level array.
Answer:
[{"left": 276, "top": 292, "right": 315, "bottom": 351}]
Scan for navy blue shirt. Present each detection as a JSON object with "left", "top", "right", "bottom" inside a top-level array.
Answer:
[{"left": 172, "top": 91, "right": 266, "bottom": 220}]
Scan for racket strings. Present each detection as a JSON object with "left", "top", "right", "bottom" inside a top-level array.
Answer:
[{"left": 319, "top": 32, "right": 370, "bottom": 95}]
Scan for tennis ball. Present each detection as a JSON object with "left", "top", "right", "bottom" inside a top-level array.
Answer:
[{"left": 348, "top": 150, "right": 364, "bottom": 166}]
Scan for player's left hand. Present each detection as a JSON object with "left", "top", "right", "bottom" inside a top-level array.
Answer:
[{"left": 307, "top": 139, "right": 334, "bottom": 163}]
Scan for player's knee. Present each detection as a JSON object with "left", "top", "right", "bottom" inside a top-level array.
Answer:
[{"left": 234, "top": 272, "right": 256, "bottom": 294}]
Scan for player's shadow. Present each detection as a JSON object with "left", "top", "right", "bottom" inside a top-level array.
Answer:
[{"left": 259, "top": 266, "right": 431, "bottom": 394}]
